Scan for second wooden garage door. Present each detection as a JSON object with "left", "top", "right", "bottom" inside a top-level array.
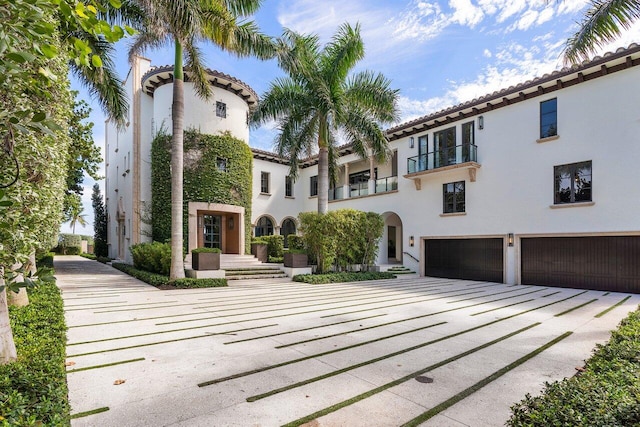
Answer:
[
  {"left": 521, "top": 236, "right": 640, "bottom": 293},
  {"left": 425, "top": 238, "right": 504, "bottom": 283}
]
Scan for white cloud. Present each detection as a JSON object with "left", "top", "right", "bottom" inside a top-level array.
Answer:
[
  {"left": 449, "top": 0, "right": 484, "bottom": 28},
  {"left": 397, "top": 40, "right": 564, "bottom": 122}
]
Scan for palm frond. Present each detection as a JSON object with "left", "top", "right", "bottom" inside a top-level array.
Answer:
[
  {"left": 320, "top": 22, "right": 364, "bottom": 87},
  {"left": 71, "top": 37, "right": 129, "bottom": 127},
  {"left": 344, "top": 70, "right": 400, "bottom": 124},
  {"left": 184, "top": 42, "right": 212, "bottom": 99},
  {"left": 564, "top": 0, "right": 640, "bottom": 64}
]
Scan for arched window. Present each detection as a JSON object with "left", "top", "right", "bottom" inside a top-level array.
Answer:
[
  {"left": 280, "top": 218, "right": 297, "bottom": 247},
  {"left": 255, "top": 216, "right": 274, "bottom": 237}
]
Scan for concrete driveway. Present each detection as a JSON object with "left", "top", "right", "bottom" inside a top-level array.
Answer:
[{"left": 56, "top": 256, "right": 640, "bottom": 427}]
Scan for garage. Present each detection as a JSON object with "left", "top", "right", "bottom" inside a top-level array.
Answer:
[
  {"left": 521, "top": 236, "right": 640, "bottom": 293},
  {"left": 425, "top": 238, "right": 504, "bottom": 283}
]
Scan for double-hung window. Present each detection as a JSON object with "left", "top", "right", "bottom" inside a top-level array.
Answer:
[
  {"left": 260, "top": 171, "right": 270, "bottom": 194},
  {"left": 554, "top": 161, "right": 591, "bottom": 204},
  {"left": 443, "top": 181, "right": 465, "bottom": 213}
]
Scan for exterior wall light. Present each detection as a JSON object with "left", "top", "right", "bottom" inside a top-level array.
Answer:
[
  {"left": 508, "top": 233, "right": 514, "bottom": 247},
  {"left": 478, "top": 116, "right": 484, "bottom": 130},
  {"left": 409, "top": 137, "right": 414, "bottom": 148},
  {"left": 409, "top": 235, "right": 415, "bottom": 247}
]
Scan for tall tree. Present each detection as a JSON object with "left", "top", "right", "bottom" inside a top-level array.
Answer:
[
  {"left": 0, "top": 0, "right": 129, "bottom": 363},
  {"left": 65, "top": 195, "right": 88, "bottom": 234},
  {"left": 564, "top": 0, "right": 640, "bottom": 64},
  {"left": 92, "top": 183, "right": 108, "bottom": 257},
  {"left": 129, "top": 0, "right": 274, "bottom": 280},
  {"left": 251, "top": 23, "right": 399, "bottom": 214}
]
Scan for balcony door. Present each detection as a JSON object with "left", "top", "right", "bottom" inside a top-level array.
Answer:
[{"left": 434, "top": 127, "right": 456, "bottom": 168}]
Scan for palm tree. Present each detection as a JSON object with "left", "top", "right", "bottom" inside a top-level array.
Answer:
[
  {"left": 129, "top": 0, "right": 274, "bottom": 280},
  {"left": 564, "top": 0, "right": 640, "bottom": 64},
  {"left": 251, "top": 23, "right": 400, "bottom": 214}
]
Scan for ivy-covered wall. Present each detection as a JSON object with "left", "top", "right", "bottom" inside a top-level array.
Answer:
[{"left": 151, "top": 130, "right": 253, "bottom": 254}]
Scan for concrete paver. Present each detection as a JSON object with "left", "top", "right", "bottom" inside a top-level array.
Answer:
[{"left": 55, "top": 256, "right": 640, "bottom": 426}]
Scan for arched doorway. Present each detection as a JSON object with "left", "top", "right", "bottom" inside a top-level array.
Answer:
[
  {"left": 380, "top": 212, "right": 403, "bottom": 265},
  {"left": 280, "top": 218, "right": 297, "bottom": 247}
]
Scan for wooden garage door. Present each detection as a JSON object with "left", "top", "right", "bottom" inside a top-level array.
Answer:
[
  {"left": 425, "top": 238, "right": 504, "bottom": 283},
  {"left": 521, "top": 236, "right": 640, "bottom": 293}
]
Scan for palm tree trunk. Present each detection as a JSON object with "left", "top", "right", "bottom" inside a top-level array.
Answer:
[
  {"left": 317, "top": 123, "right": 329, "bottom": 214},
  {"left": 170, "top": 41, "right": 186, "bottom": 280},
  {"left": 0, "top": 270, "right": 18, "bottom": 363}
]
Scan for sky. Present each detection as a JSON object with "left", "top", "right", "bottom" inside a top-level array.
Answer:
[{"left": 61, "top": 0, "right": 640, "bottom": 235}]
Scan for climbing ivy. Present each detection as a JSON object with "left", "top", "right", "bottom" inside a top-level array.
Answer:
[{"left": 151, "top": 130, "right": 253, "bottom": 254}]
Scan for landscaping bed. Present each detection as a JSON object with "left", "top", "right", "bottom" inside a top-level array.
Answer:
[
  {"left": 111, "top": 262, "right": 227, "bottom": 288},
  {"left": 293, "top": 271, "right": 396, "bottom": 284},
  {"left": 0, "top": 283, "right": 69, "bottom": 426},
  {"left": 508, "top": 306, "right": 640, "bottom": 426}
]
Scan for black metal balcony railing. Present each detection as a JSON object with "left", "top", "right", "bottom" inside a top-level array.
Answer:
[
  {"left": 375, "top": 176, "right": 398, "bottom": 193},
  {"left": 407, "top": 144, "right": 477, "bottom": 174}
]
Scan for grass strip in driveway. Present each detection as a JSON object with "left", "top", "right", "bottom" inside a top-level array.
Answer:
[
  {"left": 595, "top": 296, "right": 631, "bottom": 318},
  {"left": 198, "top": 321, "right": 447, "bottom": 388},
  {"left": 199, "top": 290, "right": 586, "bottom": 389},
  {"left": 245, "top": 292, "right": 589, "bottom": 401},
  {"left": 281, "top": 323, "right": 544, "bottom": 427},
  {"left": 66, "top": 358, "right": 145, "bottom": 373},
  {"left": 68, "top": 314, "right": 386, "bottom": 346},
  {"left": 398, "top": 331, "right": 573, "bottom": 427},
  {"left": 554, "top": 299, "right": 598, "bottom": 317},
  {"left": 70, "top": 407, "right": 109, "bottom": 419},
  {"left": 224, "top": 314, "right": 387, "bottom": 345},
  {"left": 67, "top": 324, "right": 278, "bottom": 357}
]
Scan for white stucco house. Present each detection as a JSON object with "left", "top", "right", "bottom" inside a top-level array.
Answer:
[{"left": 105, "top": 44, "right": 640, "bottom": 293}]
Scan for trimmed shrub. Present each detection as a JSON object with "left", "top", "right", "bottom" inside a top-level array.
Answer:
[
  {"left": 261, "top": 234, "right": 284, "bottom": 258},
  {"left": 112, "top": 263, "right": 227, "bottom": 289},
  {"left": 55, "top": 233, "right": 82, "bottom": 254},
  {"left": 293, "top": 271, "right": 396, "bottom": 284},
  {"left": 0, "top": 282, "right": 69, "bottom": 425},
  {"left": 508, "top": 307, "right": 640, "bottom": 426},
  {"left": 111, "top": 262, "right": 169, "bottom": 287},
  {"left": 36, "top": 252, "right": 55, "bottom": 269},
  {"left": 129, "top": 242, "right": 171, "bottom": 275},
  {"left": 169, "top": 278, "right": 227, "bottom": 288},
  {"left": 191, "top": 247, "right": 222, "bottom": 254},
  {"left": 287, "top": 234, "right": 304, "bottom": 250}
]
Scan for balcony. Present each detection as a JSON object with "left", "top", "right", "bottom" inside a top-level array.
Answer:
[
  {"left": 375, "top": 176, "right": 398, "bottom": 193},
  {"left": 405, "top": 144, "right": 480, "bottom": 189},
  {"left": 328, "top": 186, "right": 344, "bottom": 201}
]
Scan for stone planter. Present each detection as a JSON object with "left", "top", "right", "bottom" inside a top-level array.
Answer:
[
  {"left": 284, "top": 253, "right": 308, "bottom": 268},
  {"left": 251, "top": 243, "right": 268, "bottom": 263},
  {"left": 192, "top": 252, "right": 220, "bottom": 270}
]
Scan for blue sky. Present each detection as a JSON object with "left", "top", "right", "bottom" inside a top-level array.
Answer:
[{"left": 62, "top": 0, "right": 640, "bottom": 235}]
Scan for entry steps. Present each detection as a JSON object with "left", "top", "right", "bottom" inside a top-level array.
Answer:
[
  {"left": 220, "top": 254, "right": 288, "bottom": 280},
  {"left": 387, "top": 266, "right": 416, "bottom": 275}
]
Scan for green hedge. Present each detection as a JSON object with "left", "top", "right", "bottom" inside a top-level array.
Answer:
[
  {"left": 111, "top": 263, "right": 227, "bottom": 288},
  {"left": 129, "top": 242, "right": 171, "bottom": 275},
  {"left": 111, "top": 262, "right": 169, "bottom": 287},
  {"left": 508, "top": 307, "right": 640, "bottom": 426},
  {"left": 293, "top": 271, "right": 396, "bottom": 284},
  {"left": 171, "top": 278, "right": 227, "bottom": 288},
  {"left": 152, "top": 130, "right": 253, "bottom": 254},
  {"left": 0, "top": 283, "right": 69, "bottom": 426}
]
